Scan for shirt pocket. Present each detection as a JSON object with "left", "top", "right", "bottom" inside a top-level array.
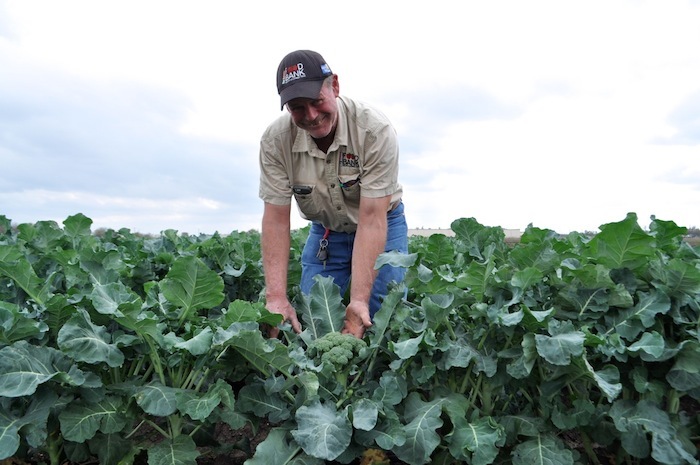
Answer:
[
  {"left": 337, "top": 174, "right": 361, "bottom": 201},
  {"left": 293, "top": 185, "right": 323, "bottom": 219}
]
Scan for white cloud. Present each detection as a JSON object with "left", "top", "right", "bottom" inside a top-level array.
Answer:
[{"left": 1, "top": 0, "right": 699, "bottom": 234}]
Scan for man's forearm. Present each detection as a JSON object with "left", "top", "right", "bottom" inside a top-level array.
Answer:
[
  {"left": 262, "top": 207, "right": 291, "bottom": 299},
  {"left": 350, "top": 214, "right": 387, "bottom": 305}
]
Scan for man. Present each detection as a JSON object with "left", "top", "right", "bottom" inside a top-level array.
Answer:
[{"left": 259, "top": 50, "right": 407, "bottom": 339}]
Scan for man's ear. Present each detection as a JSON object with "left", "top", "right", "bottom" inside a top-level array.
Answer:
[{"left": 332, "top": 74, "right": 340, "bottom": 97}]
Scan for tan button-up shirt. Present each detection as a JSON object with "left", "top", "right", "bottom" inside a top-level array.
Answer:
[{"left": 259, "top": 96, "right": 403, "bottom": 233}]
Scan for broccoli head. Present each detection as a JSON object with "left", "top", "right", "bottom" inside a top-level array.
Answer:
[{"left": 307, "top": 332, "right": 367, "bottom": 370}]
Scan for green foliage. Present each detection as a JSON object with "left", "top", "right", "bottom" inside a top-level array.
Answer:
[
  {"left": 1, "top": 212, "right": 699, "bottom": 465},
  {"left": 0, "top": 214, "right": 269, "bottom": 464}
]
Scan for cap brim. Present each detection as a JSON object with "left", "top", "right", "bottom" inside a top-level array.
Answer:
[{"left": 279, "top": 79, "right": 325, "bottom": 110}]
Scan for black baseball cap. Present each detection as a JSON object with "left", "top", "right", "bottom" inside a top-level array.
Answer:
[{"left": 277, "top": 50, "right": 333, "bottom": 110}]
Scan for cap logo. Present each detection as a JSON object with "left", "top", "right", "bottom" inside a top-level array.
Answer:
[{"left": 281, "top": 62, "right": 306, "bottom": 85}]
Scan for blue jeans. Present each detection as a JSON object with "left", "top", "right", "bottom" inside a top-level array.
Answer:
[{"left": 300, "top": 202, "right": 408, "bottom": 318}]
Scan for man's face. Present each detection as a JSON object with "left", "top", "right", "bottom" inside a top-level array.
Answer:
[{"left": 286, "top": 76, "right": 340, "bottom": 139}]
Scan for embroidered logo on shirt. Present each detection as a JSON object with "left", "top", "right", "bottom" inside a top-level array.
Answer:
[
  {"left": 339, "top": 152, "right": 359, "bottom": 168},
  {"left": 282, "top": 63, "right": 306, "bottom": 85}
]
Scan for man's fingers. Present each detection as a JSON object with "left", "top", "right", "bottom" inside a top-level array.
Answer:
[
  {"left": 289, "top": 315, "right": 302, "bottom": 334},
  {"left": 264, "top": 299, "right": 302, "bottom": 338},
  {"left": 341, "top": 316, "right": 368, "bottom": 339}
]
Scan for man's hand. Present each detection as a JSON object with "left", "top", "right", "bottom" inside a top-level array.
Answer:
[
  {"left": 265, "top": 297, "right": 301, "bottom": 338},
  {"left": 342, "top": 300, "right": 372, "bottom": 339}
]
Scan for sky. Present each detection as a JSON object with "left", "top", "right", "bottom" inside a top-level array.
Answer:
[{"left": 1, "top": 0, "right": 699, "bottom": 236}]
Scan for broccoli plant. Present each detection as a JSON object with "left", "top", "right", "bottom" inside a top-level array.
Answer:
[{"left": 306, "top": 332, "right": 368, "bottom": 395}]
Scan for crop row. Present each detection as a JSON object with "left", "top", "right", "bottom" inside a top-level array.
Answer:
[{"left": 0, "top": 212, "right": 698, "bottom": 465}]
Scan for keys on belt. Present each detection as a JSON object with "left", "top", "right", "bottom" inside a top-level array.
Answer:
[{"left": 316, "top": 228, "right": 331, "bottom": 269}]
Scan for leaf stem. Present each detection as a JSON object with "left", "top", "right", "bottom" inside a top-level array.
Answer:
[
  {"left": 144, "top": 419, "right": 170, "bottom": 439},
  {"left": 580, "top": 431, "right": 603, "bottom": 465},
  {"left": 145, "top": 337, "right": 166, "bottom": 384}
]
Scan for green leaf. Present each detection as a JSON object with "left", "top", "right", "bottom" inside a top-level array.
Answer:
[
  {"left": 160, "top": 255, "right": 224, "bottom": 317},
  {"left": 392, "top": 393, "right": 445, "bottom": 465},
  {"left": 368, "top": 287, "right": 404, "bottom": 348},
  {"left": 247, "top": 428, "right": 317, "bottom": 465},
  {"left": 63, "top": 213, "right": 93, "bottom": 239},
  {"left": 628, "top": 331, "right": 665, "bottom": 359},
  {"left": 651, "top": 431, "right": 699, "bottom": 465},
  {"left": 608, "top": 290, "right": 671, "bottom": 340},
  {"left": 375, "top": 250, "right": 418, "bottom": 269},
  {"left": 298, "top": 275, "right": 345, "bottom": 338},
  {"left": 176, "top": 383, "right": 230, "bottom": 421},
  {"left": 511, "top": 267, "right": 544, "bottom": 290},
  {"left": 0, "top": 302, "right": 48, "bottom": 344},
  {"left": 0, "top": 341, "right": 96, "bottom": 397},
  {"left": 451, "top": 217, "right": 506, "bottom": 261},
  {"left": 372, "top": 371, "right": 407, "bottom": 407},
  {"left": 551, "top": 399, "right": 596, "bottom": 430},
  {"left": 390, "top": 335, "right": 423, "bottom": 360},
  {"left": 134, "top": 383, "right": 179, "bottom": 416},
  {"left": 0, "top": 245, "right": 51, "bottom": 306},
  {"left": 423, "top": 293, "right": 454, "bottom": 329},
  {"left": 173, "top": 327, "right": 213, "bottom": 355},
  {"left": 226, "top": 325, "right": 294, "bottom": 378},
  {"left": 609, "top": 400, "right": 697, "bottom": 463},
  {"left": 222, "top": 299, "right": 266, "bottom": 324},
  {"left": 631, "top": 290, "right": 672, "bottom": 327},
  {"left": 57, "top": 308, "right": 125, "bottom": 367},
  {"left": 88, "top": 433, "right": 133, "bottom": 465},
  {"left": 583, "top": 358, "right": 622, "bottom": 402},
  {"left": 650, "top": 257, "right": 700, "bottom": 296},
  {"left": 588, "top": 212, "right": 656, "bottom": 270},
  {"left": 59, "top": 397, "right": 127, "bottom": 442},
  {"left": 649, "top": 217, "right": 688, "bottom": 251},
  {"left": 455, "top": 260, "right": 494, "bottom": 301},
  {"left": 351, "top": 398, "right": 379, "bottom": 431},
  {"left": 236, "top": 384, "right": 290, "bottom": 423},
  {"left": 0, "top": 389, "right": 58, "bottom": 459},
  {"left": 448, "top": 416, "right": 504, "bottom": 465},
  {"left": 0, "top": 403, "right": 21, "bottom": 460},
  {"left": 148, "top": 435, "right": 199, "bottom": 465},
  {"left": 291, "top": 401, "right": 352, "bottom": 460},
  {"left": 512, "top": 434, "right": 574, "bottom": 465},
  {"left": 423, "top": 234, "right": 454, "bottom": 265},
  {"left": 667, "top": 344, "right": 700, "bottom": 391},
  {"left": 437, "top": 336, "right": 493, "bottom": 375},
  {"left": 507, "top": 334, "right": 537, "bottom": 379},
  {"left": 534, "top": 321, "right": 585, "bottom": 366},
  {"left": 90, "top": 281, "right": 143, "bottom": 317}
]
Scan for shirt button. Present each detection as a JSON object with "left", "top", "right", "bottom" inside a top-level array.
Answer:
[
  {"left": 336, "top": 206, "right": 341, "bottom": 210},
  {"left": 327, "top": 159, "right": 332, "bottom": 164},
  {"left": 330, "top": 183, "right": 335, "bottom": 188}
]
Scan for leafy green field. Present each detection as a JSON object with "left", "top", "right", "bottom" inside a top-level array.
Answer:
[{"left": 1, "top": 212, "right": 698, "bottom": 465}]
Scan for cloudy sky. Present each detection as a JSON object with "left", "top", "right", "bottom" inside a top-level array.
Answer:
[{"left": 1, "top": 1, "right": 699, "bottom": 235}]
